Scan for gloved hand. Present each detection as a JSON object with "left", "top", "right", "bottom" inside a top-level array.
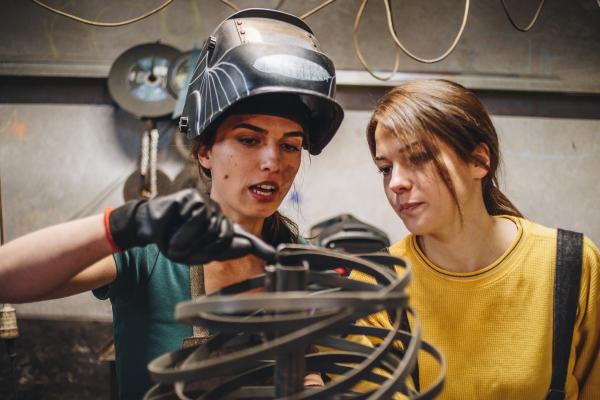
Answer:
[{"left": 104, "top": 189, "right": 273, "bottom": 264}]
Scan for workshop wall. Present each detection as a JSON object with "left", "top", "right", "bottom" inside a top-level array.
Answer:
[
  {"left": 1, "top": 105, "right": 599, "bottom": 320},
  {"left": 1, "top": 0, "right": 599, "bottom": 93}
]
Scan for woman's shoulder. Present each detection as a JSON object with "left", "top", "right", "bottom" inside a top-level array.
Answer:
[
  {"left": 513, "top": 217, "right": 600, "bottom": 271},
  {"left": 387, "top": 235, "right": 413, "bottom": 258},
  {"left": 516, "top": 217, "right": 599, "bottom": 250}
]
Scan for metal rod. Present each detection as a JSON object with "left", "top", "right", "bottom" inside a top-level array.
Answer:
[{"left": 274, "top": 261, "right": 309, "bottom": 397}]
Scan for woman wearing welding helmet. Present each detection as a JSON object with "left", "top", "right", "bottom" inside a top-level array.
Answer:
[
  {"left": 351, "top": 79, "right": 600, "bottom": 399},
  {"left": 0, "top": 9, "right": 343, "bottom": 399}
]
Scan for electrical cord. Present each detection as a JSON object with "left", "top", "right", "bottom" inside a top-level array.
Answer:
[
  {"left": 385, "top": 0, "right": 470, "bottom": 64},
  {"left": 300, "top": 0, "right": 339, "bottom": 20},
  {"left": 219, "top": 0, "right": 240, "bottom": 12},
  {"left": 353, "top": 0, "right": 401, "bottom": 81},
  {"left": 29, "top": 0, "right": 175, "bottom": 27},
  {"left": 500, "top": 0, "right": 546, "bottom": 32},
  {"left": 27, "top": 0, "right": 540, "bottom": 83}
]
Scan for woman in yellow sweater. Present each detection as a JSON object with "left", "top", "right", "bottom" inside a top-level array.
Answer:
[{"left": 352, "top": 79, "right": 599, "bottom": 399}]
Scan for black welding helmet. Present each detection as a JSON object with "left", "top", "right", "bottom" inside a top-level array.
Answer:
[
  {"left": 179, "top": 8, "right": 344, "bottom": 155},
  {"left": 310, "top": 214, "right": 391, "bottom": 254}
]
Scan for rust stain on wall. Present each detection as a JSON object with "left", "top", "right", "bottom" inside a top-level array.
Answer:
[{"left": 0, "top": 110, "right": 29, "bottom": 139}]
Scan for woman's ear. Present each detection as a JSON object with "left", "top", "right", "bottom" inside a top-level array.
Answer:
[
  {"left": 471, "top": 143, "right": 490, "bottom": 179},
  {"left": 197, "top": 145, "right": 212, "bottom": 170}
]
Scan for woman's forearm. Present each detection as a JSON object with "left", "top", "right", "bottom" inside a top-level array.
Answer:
[{"left": 0, "top": 214, "right": 114, "bottom": 303}]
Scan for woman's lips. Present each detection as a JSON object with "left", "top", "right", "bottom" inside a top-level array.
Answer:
[
  {"left": 248, "top": 182, "right": 279, "bottom": 201},
  {"left": 397, "top": 202, "right": 423, "bottom": 215}
]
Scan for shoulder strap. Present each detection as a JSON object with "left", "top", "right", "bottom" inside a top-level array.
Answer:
[{"left": 546, "top": 229, "right": 583, "bottom": 400}]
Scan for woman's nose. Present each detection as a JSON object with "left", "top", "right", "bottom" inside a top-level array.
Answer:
[
  {"left": 259, "top": 144, "right": 281, "bottom": 172},
  {"left": 388, "top": 165, "right": 413, "bottom": 193}
]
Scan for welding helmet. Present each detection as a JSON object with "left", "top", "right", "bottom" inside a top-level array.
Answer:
[
  {"left": 178, "top": 8, "right": 344, "bottom": 155},
  {"left": 310, "top": 214, "right": 390, "bottom": 254}
]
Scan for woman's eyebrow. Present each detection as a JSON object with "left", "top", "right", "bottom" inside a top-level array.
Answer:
[
  {"left": 374, "top": 142, "right": 421, "bottom": 160},
  {"left": 233, "top": 123, "right": 267, "bottom": 133},
  {"left": 232, "top": 124, "right": 303, "bottom": 138},
  {"left": 283, "top": 131, "right": 304, "bottom": 138}
]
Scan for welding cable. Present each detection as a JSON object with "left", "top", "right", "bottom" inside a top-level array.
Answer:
[
  {"left": 500, "top": 0, "right": 546, "bottom": 32},
  {"left": 29, "top": 0, "right": 175, "bottom": 27}
]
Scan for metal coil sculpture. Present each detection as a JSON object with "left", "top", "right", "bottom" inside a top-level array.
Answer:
[{"left": 146, "top": 243, "right": 446, "bottom": 399}]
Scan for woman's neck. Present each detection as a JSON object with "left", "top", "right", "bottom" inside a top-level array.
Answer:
[
  {"left": 204, "top": 193, "right": 267, "bottom": 293},
  {"left": 209, "top": 195, "right": 265, "bottom": 237},
  {"left": 232, "top": 216, "right": 264, "bottom": 237},
  {"left": 419, "top": 209, "right": 518, "bottom": 274}
]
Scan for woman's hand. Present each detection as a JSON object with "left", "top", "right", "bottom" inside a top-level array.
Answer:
[
  {"left": 107, "top": 188, "right": 275, "bottom": 264},
  {"left": 304, "top": 372, "right": 325, "bottom": 388}
]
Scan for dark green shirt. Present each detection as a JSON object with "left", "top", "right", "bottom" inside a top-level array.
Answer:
[{"left": 93, "top": 245, "right": 192, "bottom": 400}]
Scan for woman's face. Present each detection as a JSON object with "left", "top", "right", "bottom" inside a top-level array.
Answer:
[
  {"left": 198, "top": 114, "right": 304, "bottom": 224},
  {"left": 373, "top": 124, "right": 483, "bottom": 237}
]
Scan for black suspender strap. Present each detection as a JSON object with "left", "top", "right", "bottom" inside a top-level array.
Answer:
[{"left": 546, "top": 229, "right": 583, "bottom": 400}]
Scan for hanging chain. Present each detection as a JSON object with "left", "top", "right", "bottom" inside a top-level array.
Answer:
[
  {"left": 149, "top": 128, "right": 159, "bottom": 199},
  {"left": 139, "top": 127, "right": 159, "bottom": 200}
]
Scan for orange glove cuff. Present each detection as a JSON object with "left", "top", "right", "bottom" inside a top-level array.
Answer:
[{"left": 104, "top": 207, "right": 122, "bottom": 253}]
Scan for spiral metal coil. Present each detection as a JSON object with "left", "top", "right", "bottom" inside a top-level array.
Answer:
[{"left": 146, "top": 244, "right": 446, "bottom": 399}]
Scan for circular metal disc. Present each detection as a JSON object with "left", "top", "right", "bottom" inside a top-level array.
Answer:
[
  {"left": 171, "top": 164, "right": 208, "bottom": 193},
  {"left": 167, "top": 50, "right": 193, "bottom": 99},
  {"left": 108, "top": 43, "right": 181, "bottom": 118},
  {"left": 123, "top": 169, "right": 172, "bottom": 201}
]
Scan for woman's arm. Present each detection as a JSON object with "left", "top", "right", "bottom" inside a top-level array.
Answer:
[
  {"left": 0, "top": 188, "right": 244, "bottom": 303},
  {"left": 38, "top": 255, "right": 117, "bottom": 301},
  {"left": 0, "top": 214, "right": 114, "bottom": 303}
]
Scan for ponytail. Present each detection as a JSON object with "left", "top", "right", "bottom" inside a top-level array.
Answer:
[
  {"left": 261, "top": 210, "right": 300, "bottom": 246},
  {"left": 482, "top": 178, "right": 523, "bottom": 218}
]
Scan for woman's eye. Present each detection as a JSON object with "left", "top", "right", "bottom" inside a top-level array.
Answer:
[
  {"left": 377, "top": 165, "right": 392, "bottom": 176},
  {"left": 238, "top": 136, "right": 259, "bottom": 146},
  {"left": 282, "top": 143, "right": 301, "bottom": 153},
  {"left": 408, "top": 152, "right": 431, "bottom": 166}
]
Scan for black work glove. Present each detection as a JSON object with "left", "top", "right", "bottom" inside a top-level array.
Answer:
[{"left": 106, "top": 189, "right": 273, "bottom": 264}]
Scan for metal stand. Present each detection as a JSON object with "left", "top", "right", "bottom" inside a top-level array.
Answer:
[{"left": 271, "top": 262, "right": 309, "bottom": 397}]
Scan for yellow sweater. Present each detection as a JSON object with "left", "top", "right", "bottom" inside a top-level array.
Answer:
[{"left": 351, "top": 217, "right": 600, "bottom": 399}]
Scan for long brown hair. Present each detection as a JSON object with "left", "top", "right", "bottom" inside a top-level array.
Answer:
[
  {"left": 190, "top": 124, "right": 300, "bottom": 246},
  {"left": 367, "top": 79, "right": 522, "bottom": 218}
]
